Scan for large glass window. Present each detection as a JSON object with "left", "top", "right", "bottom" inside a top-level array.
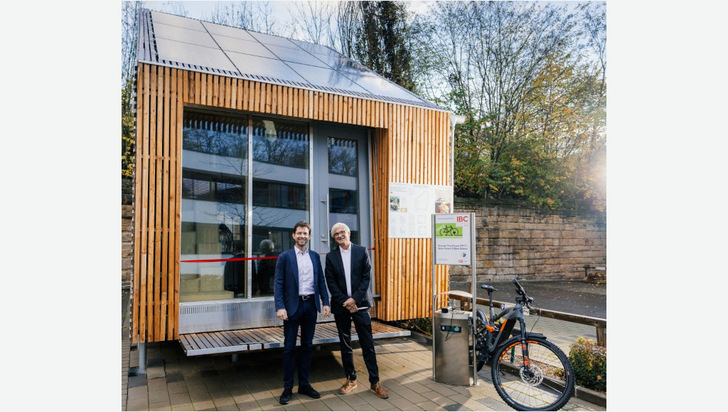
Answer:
[
  {"left": 253, "top": 118, "right": 309, "bottom": 167},
  {"left": 180, "top": 111, "right": 327, "bottom": 301},
  {"left": 251, "top": 117, "right": 310, "bottom": 297},
  {"left": 180, "top": 109, "right": 249, "bottom": 302},
  {"left": 328, "top": 137, "right": 360, "bottom": 246},
  {"left": 328, "top": 137, "right": 358, "bottom": 176}
]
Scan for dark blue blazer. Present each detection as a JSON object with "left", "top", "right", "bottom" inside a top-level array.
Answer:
[
  {"left": 273, "top": 247, "right": 330, "bottom": 315},
  {"left": 325, "top": 244, "right": 375, "bottom": 316}
]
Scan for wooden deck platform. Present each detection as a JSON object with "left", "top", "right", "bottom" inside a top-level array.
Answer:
[{"left": 179, "top": 320, "right": 411, "bottom": 356}]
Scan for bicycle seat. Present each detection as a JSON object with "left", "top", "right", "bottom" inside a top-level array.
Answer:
[{"left": 480, "top": 284, "right": 497, "bottom": 293}]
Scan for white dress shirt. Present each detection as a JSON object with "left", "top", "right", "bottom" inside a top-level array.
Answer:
[
  {"left": 340, "top": 246, "right": 352, "bottom": 296},
  {"left": 295, "top": 247, "right": 315, "bottom": 296},
  {"left": 340, "top": 245, "right": 368, "bottom": 310}
]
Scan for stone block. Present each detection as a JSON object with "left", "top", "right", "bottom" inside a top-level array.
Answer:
[
  {"left": 180, "top": 277, "right": 200, "bottom": 293},
  {"left": 179, "top": 291, "right": 234, "bottom": 302},
  {"left": 199, "top": 274, "right": 224, "bottom": 292}
]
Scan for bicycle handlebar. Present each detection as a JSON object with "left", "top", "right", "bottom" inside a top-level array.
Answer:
[{"left": 512, "top": 278, "right": 534, "bottom": 307}]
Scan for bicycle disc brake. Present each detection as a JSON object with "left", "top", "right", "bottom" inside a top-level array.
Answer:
[{"left": 519, "top": 365, "right": 545, "bottom": 386}]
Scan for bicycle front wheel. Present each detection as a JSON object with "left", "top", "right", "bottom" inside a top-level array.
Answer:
[{"left": 491, "top": 336, "right": 575, "bottom": 411}]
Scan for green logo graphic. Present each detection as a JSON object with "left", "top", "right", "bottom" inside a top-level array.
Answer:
[{"left": 435, "top": 223, "right": 462, "bottom": 238}]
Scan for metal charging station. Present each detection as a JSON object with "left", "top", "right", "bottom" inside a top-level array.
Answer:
[{"left": 431, "top": 213, "right": 477, "bottom": 386}]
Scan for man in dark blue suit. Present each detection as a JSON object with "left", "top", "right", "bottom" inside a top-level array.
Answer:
[
  {"left": 325, "top": 222, "right": 389, "bottom": 399},
  {"left": 274, "top": 221, "right": 330, "bottom": 405}
]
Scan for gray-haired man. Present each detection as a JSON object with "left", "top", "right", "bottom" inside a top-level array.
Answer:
[{"left": 324, "top": 222, "right": 389, "bottom": 399}]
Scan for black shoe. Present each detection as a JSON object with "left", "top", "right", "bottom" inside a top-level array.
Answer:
[
  {"left": 298, "top": 385, "right": 321, "bottom": 399},
  {"left": 279, "top": 389, "right": 292, "bottom": 405}
]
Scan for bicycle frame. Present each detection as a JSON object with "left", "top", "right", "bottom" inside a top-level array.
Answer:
[{"left": 475, "top": 288, "right": 546, "bottom": 366}]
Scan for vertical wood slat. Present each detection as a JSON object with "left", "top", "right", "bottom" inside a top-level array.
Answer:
[
  {"left": 132, "top": 63, "right": 147, "bottom": 342},
  {"left": 166, "top": 68, "right": 177, "bottom": 339},
  {"left": 147, "top": 66, "right": 157, "bottom": 341},
  {"left": 173, "top": 69, "right": 184, "bottom": 339},
  {"left": 153, "top": 66, "right": 164, "bottom": 342},
  {"left": 159, "top": 66, "right": 170, "bottom": 341},
  {"left": 132, "top": 63, "right": 451, "bottom": 342}
]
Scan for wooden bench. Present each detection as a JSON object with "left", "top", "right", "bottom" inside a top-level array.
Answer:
[
  {"left": 449, "top": 283, "right": 606, "bottom": 346},
  {"left": 179, "top": 320, "right": 411, "bottom": 356},
  {"left": 583, "top": 265, "right": 606, "bottom": 283}
]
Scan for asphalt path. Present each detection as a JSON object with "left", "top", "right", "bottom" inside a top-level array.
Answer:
[{"left": 451, "top": 280, "right": 606, "bottom": 319}]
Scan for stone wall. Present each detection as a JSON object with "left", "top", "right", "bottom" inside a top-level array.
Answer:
[
  {"left": 121, "top": 204, "right": 133, "bottom": 285},
  {"left": 449, "top": 204, "right": 606, "bottom": 283},
  {"left": 122, "top": 179, "right": 133, "bottom": 285}
]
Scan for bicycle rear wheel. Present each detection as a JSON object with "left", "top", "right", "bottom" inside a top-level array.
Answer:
[
  {"left": 474, "top": 309, "right": 488, "bottom": 371},
  {"left": 491, "top": 336, "right": 574, "bottom": 411}
]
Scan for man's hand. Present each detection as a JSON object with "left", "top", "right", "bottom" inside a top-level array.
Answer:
[
  {"left": 277, "top": 308, "right": 288, "bottom": 321},
  {"left": 323, "top": 305, "right": 331, "bottom": 317},
  {"left": 343, "top": 297, "right": 358, "bottom": 313}
]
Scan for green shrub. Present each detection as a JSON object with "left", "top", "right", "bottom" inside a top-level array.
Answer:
[
  {"left": 414, "top": 317, "right": 432, "bottom": 335},
  {"left": 390, "top": 317, "right": 433, "bottom": 336},
  {"left": 568, "top": 337, "right": 606, "bottom": 392}
]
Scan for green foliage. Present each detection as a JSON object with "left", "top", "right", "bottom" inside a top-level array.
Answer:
[
  {"left": 392, "top": 317, "right": 433, "bottom": 336},
  {"left": 121, "top": 2, "right": 140, "bottom": 181},
  {"left": 419, "top": 1, "right": 606, "bottom": 214},
  {"left": 354, "top": 1, "right": 414, "bottom": 91},
  {"left": 121, "top": 77, "right": 135, "bottom": 180},
  {"left": 569, "top": 337, "right": 606, "bottom": 392}
]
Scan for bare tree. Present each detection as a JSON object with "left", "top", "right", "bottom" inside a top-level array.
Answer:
[
  {"left": 256, "top": 1, "right": 279, "bottom": 35},
  {"left": 335, "top": 1, "right": 361, "bottom": 58},
  {"left": 204, "top": 1, "right": 279, "bottom": 35},
  {"left": 121, "top": 1, "right": 142, "bottom": 86},
  {"left": 288, "top": 1, "right": 336, "bottom": 45}
]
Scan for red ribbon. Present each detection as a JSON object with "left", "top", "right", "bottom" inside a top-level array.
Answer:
[{"left": 180, "top": 247, "right": 375, "bottom": 263}]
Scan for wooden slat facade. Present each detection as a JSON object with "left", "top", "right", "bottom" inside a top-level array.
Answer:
[{"left": 132, "top": 63, "right": 452, "bottom": 343}]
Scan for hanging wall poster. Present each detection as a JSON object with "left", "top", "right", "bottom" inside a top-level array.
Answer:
[{"left": 388, "top": 183, "right": 453, "bottom": 238}]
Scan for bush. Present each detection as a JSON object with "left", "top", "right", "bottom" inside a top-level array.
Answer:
[
  {"left": 390, "top": 317, "right": 433, "bottom": 336},
  {"left": 569, "top": 337, "right": 606, "bottom": 392}
]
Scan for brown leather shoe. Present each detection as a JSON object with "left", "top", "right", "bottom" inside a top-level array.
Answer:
[
  {"left": 370, "top": 382, "right": 389, "bottom": 399},
  {"left": 338, "top": 379, "right": 357, "bottom": 395}
]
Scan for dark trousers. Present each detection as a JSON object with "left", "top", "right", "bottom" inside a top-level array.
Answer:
[
  {"left": 334, "top": 309, "right": 379, "bottom": 384},
  {"left": 282, "top": 298, "right": 316, "bottom": 390}
]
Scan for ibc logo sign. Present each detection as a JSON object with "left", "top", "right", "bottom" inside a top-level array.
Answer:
[{"left": 456, "top": 215, "right": 468, "bottom": 223}]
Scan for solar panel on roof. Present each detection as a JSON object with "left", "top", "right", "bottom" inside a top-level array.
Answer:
[
  {"left": 151, "top": 10, "right": 206, "bottom": 32},
  {"left": 140, "top": 10, "right": 442, "bottom": 110},
  {"left": 156, "top": 38, "right": 239, "bottom": 72},
  {"left": 154, "top": 23, "right": 219, "bottom": 48},
  {"left": 267, "top": 45, "right": 330, "bottom": 67},
  {"left": 226, "top": 52, "right": 309, "bottom": 83},
  {"left": 202, "top": 21, "right": 257, "bottom": 40},
  {"left": 287, "top": 62, "right": 370, "bottom": 93},
  {"left": 212, "top": 35, "right": 278, "bottom": 59}
]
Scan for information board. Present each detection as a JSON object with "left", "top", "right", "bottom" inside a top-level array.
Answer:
[{"left": 433, "top": 214, "right": 472, "bottom": 266}]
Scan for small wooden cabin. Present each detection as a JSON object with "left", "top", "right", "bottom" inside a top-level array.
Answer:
[{"left": 131, "top": 10, "right": 455, "bottom": 352}]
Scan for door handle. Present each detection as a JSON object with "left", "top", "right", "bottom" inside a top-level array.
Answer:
[{"left": 321, "top": 196, "right": 329, "bottom": 247}]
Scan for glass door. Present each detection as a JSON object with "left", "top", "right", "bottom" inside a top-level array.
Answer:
[{"left": 312, "top": 123, "right": 371, "bottom": 255}]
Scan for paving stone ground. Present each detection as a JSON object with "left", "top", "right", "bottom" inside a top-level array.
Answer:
[
  {"left": 123, "top": 334, "right": 604, "bottom": 411},
  {"left": 122, "top": 280, "right": 607, "bottom": 411}
]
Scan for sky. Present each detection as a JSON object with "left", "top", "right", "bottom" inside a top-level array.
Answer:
[
  {"left": 1, "top": 0, "right": 726, "bottom": 409},
  {"left": 144, "top": 0, "right": 435, "bottom": 19},
  {"left": 141, "top": 0, "right": 436, "bottom": 39}
]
